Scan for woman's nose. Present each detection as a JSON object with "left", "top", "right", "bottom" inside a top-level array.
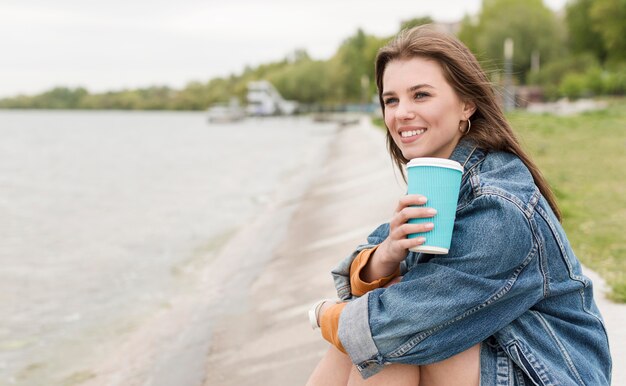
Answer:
[{"left": 395, "top": 100, "right": 415, "bottom": 120}]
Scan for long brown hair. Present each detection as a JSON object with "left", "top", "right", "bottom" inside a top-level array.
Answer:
[{"left": 375, "top": 25, "right": 561, "bottom": 221}]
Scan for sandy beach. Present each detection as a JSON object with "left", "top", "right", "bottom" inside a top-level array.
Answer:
[{"left": 202, "top": 118, "right": 625, "bottom": 386}]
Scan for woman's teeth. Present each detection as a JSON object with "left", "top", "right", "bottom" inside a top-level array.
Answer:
[{"left": 401, "top": 129, "right": 425, "bottom": 138}]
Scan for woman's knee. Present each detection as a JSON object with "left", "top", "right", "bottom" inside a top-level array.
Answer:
[
  {"left": 305, "top": 346, "right": 353, "bottom": 386},
  {"left": 347, "top": 362, "right": 420, "bottom": 386},
  {"left": 312, "top": 343, "right": 479, "bottom": 386},
  {"left": 420, "top": 344, "right": 481, "bottom": 386}
]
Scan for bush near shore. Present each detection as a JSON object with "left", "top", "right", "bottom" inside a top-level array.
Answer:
[{"left": 373, "top": 98, "right": 626, "bottom": 302}]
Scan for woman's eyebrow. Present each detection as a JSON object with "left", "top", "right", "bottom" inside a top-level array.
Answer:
[
  {"left": 408, "top": 84, "right": 435, "bottom": 92},
  {"left": 382, "top": 84, "right": 435, "bottom": 97}
]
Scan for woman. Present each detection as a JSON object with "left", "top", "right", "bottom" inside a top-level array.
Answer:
[{"left": 306, "top": 25, "right": 611, "bottom": 385}]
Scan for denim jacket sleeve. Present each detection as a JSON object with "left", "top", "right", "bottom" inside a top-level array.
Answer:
[
  {"left": 331, "top": 223, "right": 388, "bottom": 300},
  {"left": 338, "top": 193, "right": 546, "bottom": 378},
  {"left": 330, "top": 223, "right": 413, "bottom": 300}
]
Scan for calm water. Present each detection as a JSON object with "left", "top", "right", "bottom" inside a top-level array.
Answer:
[{"left": 0, "top": 110, "right": 336, "bottom": 385}]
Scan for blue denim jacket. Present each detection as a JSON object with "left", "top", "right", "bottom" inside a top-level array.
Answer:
[{"left": 331, "top": 138, "right": 612, "bottom": 384}]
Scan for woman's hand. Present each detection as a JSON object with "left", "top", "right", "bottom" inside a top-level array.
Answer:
[
  {"left": 362, "top": 195, "right": 436, "bottom": 281},
  {"left": 380, "top": 194, "right": 436, "bottom": 263}
]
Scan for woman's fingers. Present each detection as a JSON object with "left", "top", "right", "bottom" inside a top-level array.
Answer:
[
  {"left": 379, "top": 231, "right": 427, "bottom": 264},
  {"left": 390, "top": 222, "right": 434, "bottom": 239},
  {"left": 395, "top": 194, "right": 427, "bottom": 213},
  {"left": 391, "top": 206, "right": 437, "bottom": 229},
  {"left": 400, "top": 207, "right": 437, "bottom": 221},
  {"left": 388, "top": 238, "right": 426, "bottom": 256},
  {"left": 385, "top": 194, "right": 434, "bottom": 261}
]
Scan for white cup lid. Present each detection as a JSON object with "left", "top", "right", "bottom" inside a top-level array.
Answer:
[
  {"left": 409, "top": 245, "right": 450, "bottom": 254},
  {"left": 407, "top": 157, "right": 463, "bottom": 172}
]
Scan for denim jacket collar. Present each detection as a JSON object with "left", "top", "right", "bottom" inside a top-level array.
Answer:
[{"left": 449, "top": 137, "right": 485, "bottom": 176}]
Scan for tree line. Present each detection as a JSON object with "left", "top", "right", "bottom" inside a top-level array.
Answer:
[{"left": 0, "top": 0, "right": 624, "bottom": 111}]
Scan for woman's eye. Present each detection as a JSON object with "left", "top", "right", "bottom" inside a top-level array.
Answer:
[
  {"left": 414, "top": 92, "right": 429, "bottom": 100},
  {"left": 383, "top": 98, "right": 398, "bottom": 105}
]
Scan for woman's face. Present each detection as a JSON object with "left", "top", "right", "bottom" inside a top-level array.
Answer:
[{"left": 382, "top": 57, "right": 474, "bottom": 160}]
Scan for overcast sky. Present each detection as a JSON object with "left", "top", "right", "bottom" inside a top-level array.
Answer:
[{"left": 0, "top": 0, "right": 567, "bottom": 98}]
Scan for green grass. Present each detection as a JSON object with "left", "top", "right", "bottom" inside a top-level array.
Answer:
[
  {"left": 372, "top": 98, "right": 626, "bottom": 301},
  {"left": 509, "top": 98, "right": 626, "bottom": 302}
]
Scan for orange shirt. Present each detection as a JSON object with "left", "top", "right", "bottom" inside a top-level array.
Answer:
[{"left": 319, "top": 246, "right": 401, "bottom": 353}]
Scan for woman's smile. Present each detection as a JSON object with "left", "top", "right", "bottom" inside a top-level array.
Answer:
[{"left": 398, "top": 127, "right": 427, "bottom": 143}]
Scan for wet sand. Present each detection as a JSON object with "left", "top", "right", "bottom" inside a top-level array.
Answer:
[{"left": 202, "top": 118, "right": 625, "bottom": 386}]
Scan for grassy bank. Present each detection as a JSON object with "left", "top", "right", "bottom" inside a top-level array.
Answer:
[
  {"left": 372, "top": 98, "right": 626, "bottom": 301},
  {"left": 510, "top": 99, "right": 626, "bottom": 302}
]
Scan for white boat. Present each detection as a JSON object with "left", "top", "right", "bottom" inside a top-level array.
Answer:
[
  {"left": 246, "top": 81, "right": 298, "bottom": 116},
  {"left": 207, "top": 98, "right": 245, "bottom": 123}
]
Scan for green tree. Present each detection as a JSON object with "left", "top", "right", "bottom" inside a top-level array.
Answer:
[
  {"left": 204, "top": 75, "right": 245, "bottom": 106},
  {"left": 268, "top": 56, "right": 331, "bottom": 104},
  {"left": 34, "top": 87, "right": 88, "bottom": 109},
  {"left": 172, "top": 81, "right": 212, "bottom": 110},
  {"left": 565, "top": 0, "right": 608, "bottom": 63},
  {"left": 526, "top": 53, "right": 600, "bottom": 99},
  {"left": 337, "top": 29, "right": 370, "bottom": 102},
  {"left": 590, "top": 0, "right": 626, "bottom": 63},
  {"left": 329, "top": 29, "right": 389, "bottom": 103},
  {"left": 400, "top": 16, "right": 434, "bottom": 31},
  {"left": 458, "top": 14, "right": 481, "bottom": 55},
  {"left": 459, "top": 0, "right": 565, "bottom": 83}
]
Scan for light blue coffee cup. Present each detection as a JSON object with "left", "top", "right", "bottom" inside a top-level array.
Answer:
[{"left": 407, "top": 158, "right": 463, "bottom": 254}]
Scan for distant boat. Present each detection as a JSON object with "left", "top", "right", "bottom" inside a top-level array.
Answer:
[
  {"left": 207, "top": 98, "right": 245, "bottom": 123},
  {"left": 246, "top": 80, "right": 298, "bottom": 116}
]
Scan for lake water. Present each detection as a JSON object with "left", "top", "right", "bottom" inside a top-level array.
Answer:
[{"left": 0, "top": 110, "right": 337, "bottom": 385}]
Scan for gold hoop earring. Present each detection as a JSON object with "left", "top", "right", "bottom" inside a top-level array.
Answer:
[{"left": 460, "top": 118, "right": 471, "bottom": 135}]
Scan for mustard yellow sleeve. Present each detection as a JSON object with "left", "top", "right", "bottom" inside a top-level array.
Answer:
[
  {"left": 320, "top": 302, "right": 347, "bottom": 353},
  {"left": 350, "top": 246, "right": 401, "bottom": 297}
]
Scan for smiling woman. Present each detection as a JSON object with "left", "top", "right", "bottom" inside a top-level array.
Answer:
[{"left": 306, "top": 24, "right": 612, "bottom": 386}]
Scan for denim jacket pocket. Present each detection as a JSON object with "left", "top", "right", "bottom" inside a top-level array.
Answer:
[{"left": 506, "top": 341, "right": 560, "bottom": 386}]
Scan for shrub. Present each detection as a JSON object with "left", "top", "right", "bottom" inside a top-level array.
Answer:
[
  {"left": 603, "top": 65, "right": 626, "bottom": 95},
  {"left": 527, "top": 53, "right": 598, "bottom": 88},
  {"left": 559, "top": 73, "right": 589, "bottom": 99}
]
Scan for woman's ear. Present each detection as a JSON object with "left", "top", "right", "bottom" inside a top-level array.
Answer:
[{"left": 462, "top": 100, "right": 477, "bottom": 120}]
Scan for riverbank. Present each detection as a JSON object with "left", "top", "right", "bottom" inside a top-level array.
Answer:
[
  {"left": 202, "top": 117, "right": 404, "bottom": 385},
  {"left": 201, "top": 117, "right": 624, "bottom": 385}
]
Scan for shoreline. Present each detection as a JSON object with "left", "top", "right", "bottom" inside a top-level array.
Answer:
[
  {"left": 200, "top": 117, "right": 625, "bottom": 385},
  {"left": 202, "top": 117, "right": 405, "bottom": 385},
  {"left": 76, "top": 117, "right": 338, "bottom": 386}
]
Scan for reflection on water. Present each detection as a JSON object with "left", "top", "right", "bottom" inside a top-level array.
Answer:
[{"left": 0, "top": 110, "right": 335, "bottom": 384}]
